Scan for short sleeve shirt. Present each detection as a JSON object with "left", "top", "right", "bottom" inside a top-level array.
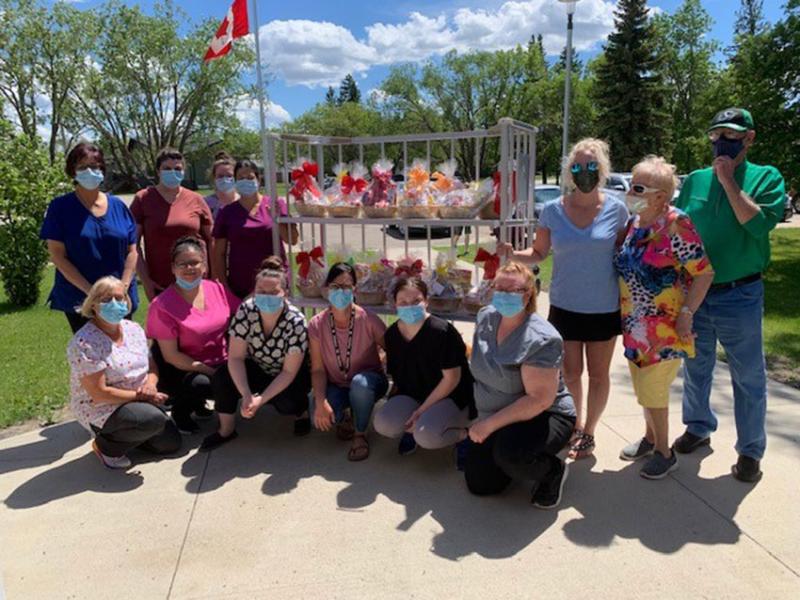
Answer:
[
  {"left": 146, "top": 280, "right": 241, "bottom": 367},
  {"left": 229, "top": 299, "right": 308, "bottom": 376},
  {"left": 308, "top": 307, "right": 386, "bottom": 387},
  {"left": 40, "top": 192, "right": 139, "bottom": 313},
  {"left": 130, "top": 187, "right": 213, "bottom": 291},
  {"left": 204, "top": 193, "right": 222, "bottom": 220},
  {"left": 67, "top": 320, "right": 149, "bottom": 431},
  {"left": 539, "top": 195, "right": 629, "bottom": 313},
  {"left": 469, "top": 306, "right": 575, "bottom": 420},
  {"left": 385, "top": 316, "right": 475, "bottom": 415},
  {"left": 614, "top": 207, "right": 713, "bottom": 367},
  {"left": 212, "top": 196, "right": 289, "bottom": 299}
]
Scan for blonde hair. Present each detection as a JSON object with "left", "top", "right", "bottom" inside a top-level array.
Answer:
[
  {"left": 632, "top": 155, "right": 679, "bottom": 199},
  {"left": 80, "top": 276, "right": 130, "bottom": 318},
  {"left": 495, "top": 261, "right": 537, "bottom": 314},
  {"left": 561, "top": 138, "right": 612, "bottom": 192}
]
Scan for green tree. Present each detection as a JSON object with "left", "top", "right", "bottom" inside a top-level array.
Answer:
[
  {"left": 593, "top": 0, "right": 669, "bottom": 171},
  {"left": 654, "top": 0, "right": 719, "bottom": 172},
  {"left": 0, "top": 119, "right": 68, "bottom": 306},
  {"left": 338, "top": 74, "right": 361, "bottom": 104},
  {"left": 325, "top": 86, "right": 337, "bottom": 106},
  {"left": 735, "top": 0, "right": 766, "bottom": 36}
]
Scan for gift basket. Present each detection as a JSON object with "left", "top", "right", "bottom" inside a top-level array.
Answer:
[
  {"left": 290, "top": 159, "right": 327, "bottom": 217},
  {"left": 354, "top": 254, "right": 396, "bottom": 305},
  {"left": 481, "top": 166, "right": 518, "bottom": 219},
  {"left": 363, "top": 159, "right": 398, "bottom": 218},
  {"left": 465, "top": 247, "right": 500, "bottom": 314},
  {"left": 425, "top": 254, "right": 463, "bottom": 314},
  {"left": 399, "top": 159, "right": 437, "bottom": 219},
  {"left": 326, "top": 162, "right": 364, "bottom": 218},
  {"left": 295, "top": 245, "right": 326, "bottom": 298},
  {"left": 438, "top": 179, "right": 494, "bottom": 219}
]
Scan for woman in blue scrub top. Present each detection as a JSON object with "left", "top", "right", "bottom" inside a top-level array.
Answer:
[{"left": 40, "top": 143, "right": 139, "bottom": 333}]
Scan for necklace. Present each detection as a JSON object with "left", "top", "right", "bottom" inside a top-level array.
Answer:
[{"left": 328, "top": 307, "right": 355, "bottom": 376}]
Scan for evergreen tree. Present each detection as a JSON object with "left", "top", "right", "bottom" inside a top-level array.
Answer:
[
  {"left": 735, "top": 0, "right": 765, "bottom": 37},
  {"left": 325, "top": 86, "right": 336, "bottom": 106},
  {"left": 338, "top": 74, "right": 361, "bottom": 104},
  {"left": 593, "top": 0, "right": 669, "bottom": 171},
  {"left": 556, "top": 46, "right": 584, "bottom": 75}
]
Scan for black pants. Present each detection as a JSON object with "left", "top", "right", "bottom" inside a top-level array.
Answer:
[
  {"left": 92, "top": 402, "right": 181, "bottom": 458},
  {"left": 464, "top": 411, "right": 575, "bottom": 496},
  {"left": 211, "top": 358, "right": 311, "bottom": 417},
  {"left": 152, "top": 343, "right": 212, "bottom": 419}
]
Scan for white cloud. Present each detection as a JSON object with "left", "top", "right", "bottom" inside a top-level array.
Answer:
[
  {"left": 234, "top": 96, "right": 292, "bottom": 129},
  {"left": 258, "top": 0, "right": 616, "bottom": 88}
]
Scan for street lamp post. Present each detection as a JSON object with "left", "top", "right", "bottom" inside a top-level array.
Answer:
[{"left": 559, "top": 0, "right": 580, "bottom": 159}]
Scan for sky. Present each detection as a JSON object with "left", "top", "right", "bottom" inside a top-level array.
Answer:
[{"left": 59, "top": 0, "right": 786, "bottom": 129}]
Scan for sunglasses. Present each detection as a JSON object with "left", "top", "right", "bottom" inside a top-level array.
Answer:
[
  {"left": 630, "top": 184, "right": 664, "bottom": 195},
  {"left": 571, "top": 161, "right": 598, "bottom": 174}
]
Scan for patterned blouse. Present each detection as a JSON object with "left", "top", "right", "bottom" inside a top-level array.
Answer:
[
  {"left": 613, "top": 207, "right": 713, "bottom": 367},
  {"left": 67, "top": 320, "right": 150, "bottom": 431},
  {"left": 228, "top": 299, "right": 308, "bottom": 375}
]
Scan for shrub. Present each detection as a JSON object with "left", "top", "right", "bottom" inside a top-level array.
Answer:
[{"left": 0, "top": 121, "right": 68, "bottom": 306}]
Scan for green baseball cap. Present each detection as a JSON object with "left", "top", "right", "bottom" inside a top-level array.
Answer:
[{"left": 708, "top": 108, "right": 754, "bottom": 132}]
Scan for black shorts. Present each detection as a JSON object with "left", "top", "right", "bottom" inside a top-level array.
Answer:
[{"left": 548, "top": 305, "right": 621, "bottom": 342}]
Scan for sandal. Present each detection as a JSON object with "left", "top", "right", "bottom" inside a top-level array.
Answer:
[
  {"left": 568, "top": 432, "right": 595, "bottom": 460},
  {"left": 347, "top": 434, "right": 370, "bottom": 462},
  {"left": 336, "top": 414, "right": 355, "bottom": 441}
]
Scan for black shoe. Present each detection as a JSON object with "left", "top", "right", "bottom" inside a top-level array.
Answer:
[
  {"left": 732, "top": 455, "right": 762, "bottom": 483},
  {"left": 673, "top": 430, "right": 711, "bottom": 454},
  {"left": 293, "top": 417, "right": 311, "bottom": 437},
  {"left": 173, "top": 413, "right": 199, "bottom": 435},
  {"left": 194, "top": 405, "right": 214, "bottom": 420},
  {"left": 532, "top": 460, "right": 569, "bottom": 510},
  {"left": 199, "top": 430, "right": 238, "bottom": 452},
  {"left": 398, "top": 432, "right": 417, "bottom": 456}
]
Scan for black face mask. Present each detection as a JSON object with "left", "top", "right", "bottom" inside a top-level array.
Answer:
[{"left": 573, "top": 169, "right": 600, "bottom": 193}]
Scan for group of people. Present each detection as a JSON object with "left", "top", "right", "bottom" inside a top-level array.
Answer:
[{"left": 42, "top": 106, "right": 785, "bottom": 509}]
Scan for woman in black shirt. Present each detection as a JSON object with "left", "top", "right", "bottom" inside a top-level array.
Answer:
[{"left": 374, "top": 277, "right": 475, "bottom": 457}]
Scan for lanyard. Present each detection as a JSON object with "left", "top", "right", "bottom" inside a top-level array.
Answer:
[{"left": 328, "top": 307, "right": 355, "bottom": 376}]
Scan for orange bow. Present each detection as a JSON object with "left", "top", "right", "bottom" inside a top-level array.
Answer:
[
  {"left": 297, "top": 246, "right": 324, "bottom": 279},
  {"left": 475, "top": 248, "right": 500, "bottom": 280},
  {"left": 431, "top": 171, "right": 454, "bottom": 194},
  {"left": 407, "top": 165, "right": 429, "bottom": 190}
]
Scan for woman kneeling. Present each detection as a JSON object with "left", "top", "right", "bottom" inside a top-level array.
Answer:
[{"left": 466, "top": 262, "right": 576, "bottom": 509}]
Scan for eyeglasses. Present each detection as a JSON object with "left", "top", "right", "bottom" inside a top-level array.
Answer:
[
  {"left": 328, "top": 284, "right": 354, "bottom": 291},
  {"left": 175, "top": 260, "right": 203, "bottom": 269},
  {"left": 571, "top": 161, "right": 598, "bottom": 173},
  {"left": 630, "top": 184, "right": 664, "bottom": 195},
  {"left": 708, "top": 130, "right": 747, "bottom": 142}
]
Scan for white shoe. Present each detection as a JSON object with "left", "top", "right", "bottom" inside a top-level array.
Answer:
[{"left": 92, "top": 440, "right": 132, "bottom": 469}]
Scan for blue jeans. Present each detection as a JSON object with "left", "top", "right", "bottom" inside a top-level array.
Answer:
[
  {"left": 682, "top": 279, "right": 767, "bottom": 459},
  {"left": 323, "top": 371, "right": 389, "bottom": 433}
]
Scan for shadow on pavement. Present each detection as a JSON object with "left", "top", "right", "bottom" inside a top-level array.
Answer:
[{"left": 0, "top": 421, "right": 89, "bottom": 476}]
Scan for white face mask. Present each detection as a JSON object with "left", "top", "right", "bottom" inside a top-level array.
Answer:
[{"left": 625, "top": 194, "right": 648, "bottom": 215}]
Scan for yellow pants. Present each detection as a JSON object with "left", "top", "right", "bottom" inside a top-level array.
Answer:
[{"left": 628, "top": 359, "right": 682, "bottom": 409}]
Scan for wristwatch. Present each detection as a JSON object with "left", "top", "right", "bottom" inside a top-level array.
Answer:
[{"left": 680, "top": 306, "right": 694, "bottom": 316}]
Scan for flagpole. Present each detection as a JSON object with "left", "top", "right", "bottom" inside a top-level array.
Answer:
[{"left": 249, "top": 0, "right": 280, "bottom": 254}]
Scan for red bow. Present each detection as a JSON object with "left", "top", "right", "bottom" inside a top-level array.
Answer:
[
  {"left": 394, "top": 259, "right": 423, "bottom": 278},
  {"left": 340, "top": 175, "right": 367, "bottom": 195},
  {"left": 475, "top": 248, "right": 500, "bottom": 280},
  {"left": 492, "top": 170, "right": 517, "bottom": 214},
  {"left": 297, "top": 246, "right": 324, "bottom": 279},
  {"left": 290, "top": 161, "right": 321, "bottom": 200}
]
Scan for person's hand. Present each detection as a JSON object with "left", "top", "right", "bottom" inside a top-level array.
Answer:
[
  {"left": 404, "top": 407, "right": 425, "bottom": 432},
  {"left": 136, "top": 382, "right": 159, "bottom": 403},
  {"left": 712, "top": 156, "right": 737, "bottom": 186},
  {"left": 496, "top": 242, "right": 514, "bottom": 259},
  {"left": 468, "top": 419, "right": 494, "bottom": 444},
  {"left": 151, "top": 392, "right": 169, "bottom": 406},
  {"left": 676, "top": 312, "right": 694, "bottom": 341},
  {"left": 314, "top": 400, "right": 335, "bottom": 432},
  {"left": 200, "top": 364, "right": 217, "bottom": 377},
  {"left": 241, "top": 394, "right": 263, "bottom": 419}
]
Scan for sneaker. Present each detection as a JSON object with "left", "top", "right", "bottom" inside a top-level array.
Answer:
[
  {"left": 532, "top": 460, "right": 569, "bottom": 510},
  {"left": 455, "top": 438, "right": 469, "bottom": 472},
  {"left": 398, "top": 432, "right": 417, "bottom": 456},
  {"left": 199, "top": 430, "right": 239, "bottom": 452},
  {"left": 731, "top": 455, "right": 762, "bottom": 483},
  {"left": 92, "top": 439, "right": 132, "bottom": 470},
  {"left": 173, "top": 413, "right": 199, "bottom": 435},
  {"left": 673, "top": 430, "right": 710, "bottom": 454},
  {"left": 293, "top": 417, "right": 311, "bottom": 437},
  {"left": 620, "top": 437, "right": 654, "bottom": 462},
  {"left": 193, "top": 404, "right": 214, "bottom": 420},
  {"left": 640, "top": 450, "right": 679, "bottom": 480}
]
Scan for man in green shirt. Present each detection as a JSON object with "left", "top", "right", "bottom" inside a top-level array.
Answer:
[{"left": 672, "top": 108, "right": 785, "bottom": 483}]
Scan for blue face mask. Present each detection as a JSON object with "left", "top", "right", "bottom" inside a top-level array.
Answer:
[
  {"left": 160, "top": 169, "right": 184, "bottom": 189},
  {"left": 254, "top": 293, "right": 283, "bottom": 313},
  {"left": 328, "top": 289, "right": 354, "bottom": 310},
  {"left": 712, "top": 137, "right": 744, "bottom": 160},
  {"left": 492, "top": 291, "right": 525, "bottom": 317},
  {"left": 175, "top": 276, "right": 202, "bottom": 291},
  {"left": 216, "top": 177, "right": 235, "bottom": 193},
  {"left": 98, "top": 299, "right": 128, "bottom": 324},
  {"left": 75, "top": 168, "right": 104, "bottom": 190},
  {"left": 235, "top": 178, "right": 259, "bottom": 196},
  {"left": 397, "top": 303, "right": 426, "bottom": 325}
]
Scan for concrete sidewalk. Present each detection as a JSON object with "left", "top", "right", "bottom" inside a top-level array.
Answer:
[{"left": 1, "top": 292, "right": 799, "bottom": 599}]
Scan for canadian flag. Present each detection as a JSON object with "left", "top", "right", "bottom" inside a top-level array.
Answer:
[{"left": 204, "top": 0, "right": 250, "bottom": 62}]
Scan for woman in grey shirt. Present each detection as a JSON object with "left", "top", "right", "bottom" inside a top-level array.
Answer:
[{"left": 467, "top": 262, "right": 576, "bottom": 509}]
